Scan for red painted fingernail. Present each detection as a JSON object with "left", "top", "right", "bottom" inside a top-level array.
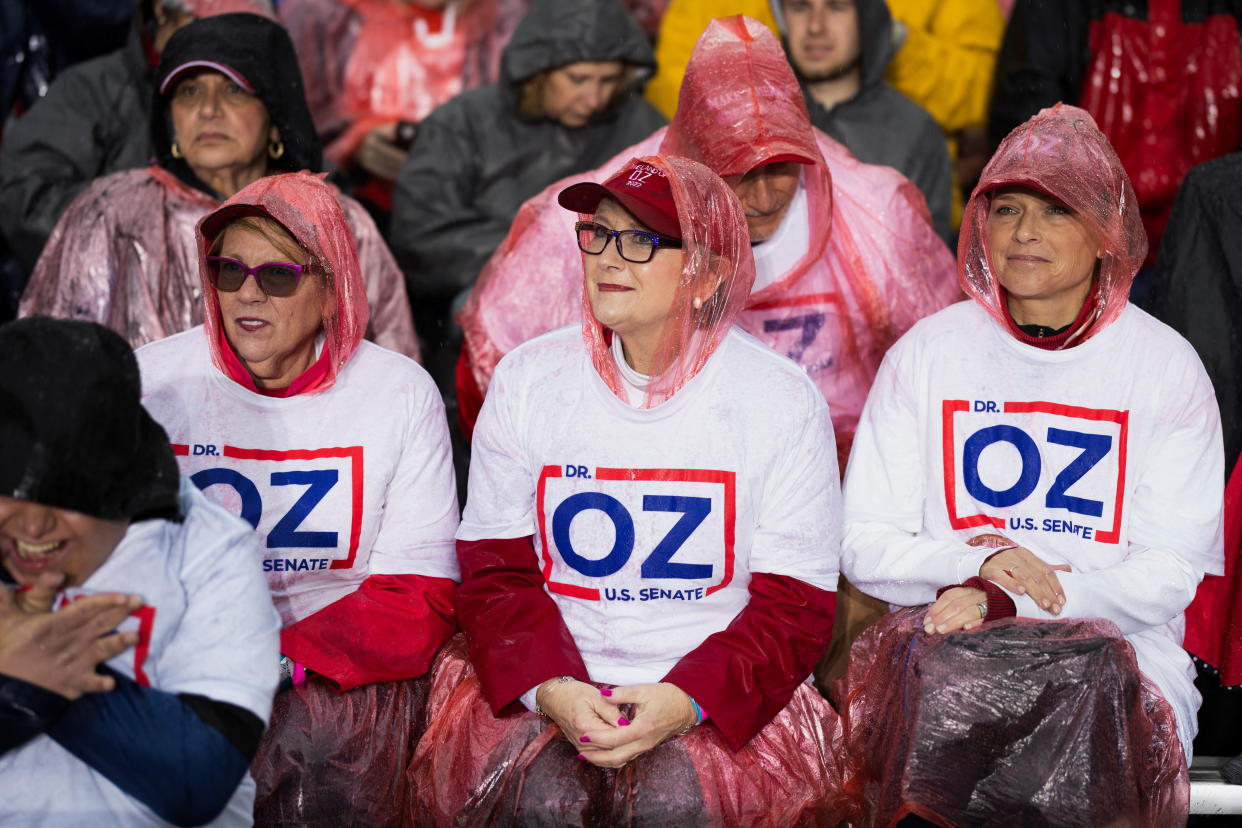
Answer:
[
  {"left": 599, "top": 688, "right": 613, "bottom": 696},
  {"left": 618, "top": 716, "right": 630, "bottom": 726},
  {"left": 576, "top": 753, "right": 586, "bottom": 761},
  {"left": 579, "top": 736, "right": 591, "bottom": 743}
]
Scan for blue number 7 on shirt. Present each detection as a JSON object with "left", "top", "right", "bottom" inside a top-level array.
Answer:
[{"left": 536, "top": 466, "right": 737, "bottom": 601}]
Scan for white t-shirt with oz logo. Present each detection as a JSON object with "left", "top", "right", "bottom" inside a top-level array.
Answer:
[
  {"left": 459, "top": 325, "right": 841, "bottom": 688},
  {"left": 842, "top": 300, "right": 1225, "bottom": 755},
  {"left": 136, "top": 327, "right": 460, "bottom": 627}
]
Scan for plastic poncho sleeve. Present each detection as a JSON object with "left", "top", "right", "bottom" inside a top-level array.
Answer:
[
  {"left": 392, "top": 101, "right": 510, "bottom": 301},
  {"left": 456, "top": 537, "right": 590, "bottom": 712},
  {"left": 885, "top": 0, "right": 1004, "bottom": 133},
  {"left": 339, "top": 194, "right": 421, "bottom": 361},
  {"left": 645, "top": 0, "right": 776, "bottom": 119},
  {"left": 18, "top": 179, "right": 128, "bottom": 326},
  {"left": 280, "top": 574, "right": 457, "bottom": 690}
]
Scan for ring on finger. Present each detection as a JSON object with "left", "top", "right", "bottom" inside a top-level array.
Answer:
[{"left": 976, "top": 602, "right": 987, "bottom": 620}]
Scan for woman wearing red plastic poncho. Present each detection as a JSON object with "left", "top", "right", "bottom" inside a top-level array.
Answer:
[
  {"left": 836, "top": 104, "right": 1223, "bottom": 825},
  {"left": 19, "top": 12, "right": 418, "bottom": 362},
  {"left": 135, "top": 172, "right": 459, "bottom": 824},
  {"left": 408, "top": 155, "right": 844, "bottom": 826}
]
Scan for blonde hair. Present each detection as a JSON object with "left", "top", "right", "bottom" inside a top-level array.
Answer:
[{"left": 516, "top": 65, "right": 642, "bottom": 121}]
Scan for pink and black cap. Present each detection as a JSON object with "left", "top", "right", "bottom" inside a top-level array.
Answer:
[
  {"left": 558, "top": 159, "right": 682, "bottom": 240},
  {"left": 158, "top": 59, "right": 255, "bottom": 96}
]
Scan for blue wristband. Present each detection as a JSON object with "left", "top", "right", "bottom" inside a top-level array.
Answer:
[{"left": 688, "top": 695, "right": 704, "bottom": 724}]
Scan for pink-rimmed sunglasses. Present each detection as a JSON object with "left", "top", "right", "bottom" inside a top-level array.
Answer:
[{"left": 206, "top": 256, "right": 309, "bottom": 297}]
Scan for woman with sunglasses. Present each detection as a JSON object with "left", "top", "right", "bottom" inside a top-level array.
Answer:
[
  {"left": 406, "top": 156, "right": 844, "bottom": 825},
  {"left": 19, "top": 12, "right": 418, "bottom": 361},
  {"left": 135, "top": 172, "right": 459, "bottom": 824}
]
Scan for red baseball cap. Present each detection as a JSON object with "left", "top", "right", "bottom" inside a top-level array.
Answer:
[{"left": 558, "top": 160, "right": 681, "bottom": 240}]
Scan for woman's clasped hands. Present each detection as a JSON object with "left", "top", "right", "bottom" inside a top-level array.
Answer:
[
  {"left": 924, "top": 545, "right": 1072, "bottom": 635},
  {"left": 534, "top": 678, "right": 699, "bottom": 768}
]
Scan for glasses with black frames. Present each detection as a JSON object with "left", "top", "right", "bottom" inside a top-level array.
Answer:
[
  {"left": 206, "top": 257, "right": 310, "bottom": 298},
  {"left": 574, "top": 221, "right": 681, "bottom": 264}
]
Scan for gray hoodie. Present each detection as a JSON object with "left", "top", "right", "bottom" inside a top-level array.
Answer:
[
  {"left": 771, "top": 0, "right": 951, "bottom": 240},
  {"left": 391, "top": 0, "right": 666, "bottom": 305}
]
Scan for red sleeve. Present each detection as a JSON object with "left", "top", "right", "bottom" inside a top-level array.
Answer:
[
  {"left": 456, "top": 347, "right": 484, "bottom": 442},
  {"left": 280, "top": 574, "right": 457, "bottom": 691},
  {"left": 456, "top": 536, "right": 589, "bottom": 712},
  {"left": 661, "top": 572, "right": 835, "bottom": 752},
  {"left": 936, "top": 576, "right": 1018, "bottom": 620}
]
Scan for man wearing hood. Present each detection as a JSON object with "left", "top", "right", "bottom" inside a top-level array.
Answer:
[
  {"left": 390, "top": 0, "right": 666, "bottom": 383},
  {"left": 773, "top": 0, "right": 951, "bottom": 240}
]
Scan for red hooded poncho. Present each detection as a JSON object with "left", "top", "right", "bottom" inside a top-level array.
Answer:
[
  {"left": 959, "top": 103, "right": 1147, "bottom": 343},
  {"left": 457, "top": 15, "right": 959, "bottom": 465}
]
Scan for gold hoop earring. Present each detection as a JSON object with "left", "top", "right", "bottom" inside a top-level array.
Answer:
[
  {"left": 170, "top": 141, "right": 182, "bottom": 159},
  {"left": 268, "top": 140, "right": 285, "bottom": 160}
]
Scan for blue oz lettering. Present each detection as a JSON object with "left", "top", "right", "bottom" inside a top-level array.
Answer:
[
  {"left": 190, "top": 468, "right": 262, "bottom": 528},
  {"left": 962, "top": 425, "right": 1041, "bottom": 507},
  {"left": 1044, "top": 428, "right": 1111, "bottom": 517},
  {"left": 640, "top": 496, "right": 714, "bottom": 579},
  {"left": 553, "top": 492, "right": 634, "bottom": 577},
  {"left": 267, "top": 470, "right": 339, "bottom": 549}
]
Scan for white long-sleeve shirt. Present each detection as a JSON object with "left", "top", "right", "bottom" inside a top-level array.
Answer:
[{"left": 842, "top": 300, "right": 1224, "bottom": 756}]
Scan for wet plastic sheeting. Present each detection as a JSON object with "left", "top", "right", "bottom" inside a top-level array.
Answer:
[
  {"left": 407, "top": 639, "right": 846, "bottom": 827},
  {"left": 253, "top": 676, "right": 431, "bottom": 827},
  {"left": 836, "top": 607, "right": 1189, "bottom": 827}
]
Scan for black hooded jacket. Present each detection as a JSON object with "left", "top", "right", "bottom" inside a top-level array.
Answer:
[
  {"left": 152, "top": 12, "right": 322, "bottom": 198},
  {"left": 390, "top": 0, "right": 666, "bottom": 305},
  {"left": 0, "top": 22, "right": 153, "bottom": 274},
  {"left": 773, "top": 0, "right": 951, "bottom": 240},
  {"left": 1145, "top": 152, "right": 1242, "bottom": 474}
]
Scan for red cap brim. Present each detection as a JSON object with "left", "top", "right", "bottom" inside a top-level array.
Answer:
[{"left": 558, "top": 182, "right": 682, "bottom": 240}]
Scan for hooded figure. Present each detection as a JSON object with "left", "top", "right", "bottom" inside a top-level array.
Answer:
[
  {"left": 390, "top": 0, "right": 666, "bottom": 367},
  {"left": 0, "top": 316, "right": 280, "bottom": 826},
  {"left": 768, "top": 0, "right": 952, "bottom": 239},
  {"left": 136, "top": 172, "right": 459, "bottom": 824},
  {"left": 457, "top": 15, "right": 958, "bottom": 470},
  {"left": 18, "top": 12, "right": 418, "bottom": 361},
  {"left": 837, "top": 105, "right": 1220, "bottom": 823},
  {"left": 0, "top": 0, "right": 277, "bottom": 276},
  {"left": 408, "top": 154, "right": 844, "bottom": 826}
]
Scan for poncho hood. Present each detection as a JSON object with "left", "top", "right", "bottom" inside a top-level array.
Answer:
[
  {"left": 769, "top": 0, "right": 896, "bottom": 93},
  {"left": 197, "top": 172, "right": 370, "bottom": 393},
  {"left": 578, "top": 155, "right": 754, "bottom": 408},
  {"left": 152, "top": 12, "right": 322, "bottom": 196},
  {"left": 499, "top": 0, "right": 655, "bottom": 86},
  {"left": 0, "top": 317, "right": 182, "bottom": 524},
  {"left": 960, "top": 104, "right": 1146, "bottom": 343},
  {"left": 662, "top": 15, "right": 825, "bottom": 179}
]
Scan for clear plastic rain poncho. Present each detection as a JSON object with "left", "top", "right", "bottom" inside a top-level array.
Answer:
[
  {"left": 836, "top": 608, "right": 1189, "bottom": 826},
  {"left": 196, "top": 172, "right": 370, "bottom": 391},
  {"left": 959, "top": 103, "right": 1147, "bottom": 342},
  {"left": 580, "top": 154, "right": 754, "bottom": 407},
  {"left": 279, "top": 0, "right": 525, "bottom": 164},
  {"left": 458, "top": 15, "right": 958, "bottom": 462}
]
